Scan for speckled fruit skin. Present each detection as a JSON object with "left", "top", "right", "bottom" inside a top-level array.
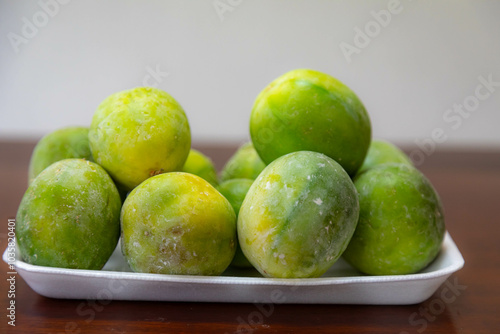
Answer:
[
  {"left": 238, "top": 151, "right": 359, "bottom": 278},
  {"left": 182, "top": 149, "right": 218, "bottom": 187},
  {"left": 16, "top": 159, "right": 121, "bottom": 269},
  {"left": 121, "top": 172, "right": 236, "bottom": 276},
  {"left": 220, "top": 142, "right": 266, "bottom": 182},
  {"left": 28, "top": 126, "right": 93, "bottom": 184},
  {"left": 357, "top": 139, "right": 412, "bottom": 175},
  {"left": 217, "top": 179, "right": 254, "bottom": 268},
  {"left": 250, "top": 69, "right": 371, "bottom": 177},
  {"left": 89, "top": 87, "right": 191, "bottom": 191},
  {"left": 343, "top": 164, "right": 446, "bottom": 275}
]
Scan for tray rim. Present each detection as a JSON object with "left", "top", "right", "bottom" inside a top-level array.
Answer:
[{"left": 3, "top": 232, "right": 464, "bottom": 287}]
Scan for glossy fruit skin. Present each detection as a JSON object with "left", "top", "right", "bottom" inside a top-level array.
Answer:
[
  {"left": 343, "top": 164, "right": 446, "bottom": 275},
  {"left": 357, "top": 139, "right": 412, "bottom": 175},
  {"left": 238, "top": 151, "right": 359, "bottom": 278},
  {"left": 217, "top": 178, "right": 255, "bottom": 268},
  {"left": 220, "top": 142, "right": 266, "bottom": 182},
  {"left": 121, "top": 172, "right": 236, "bottom": 276},
  {"left": 16, "top": 159, "right": 121, "bottom": 269},
  {"left": 182, "top": 149, "right": 218, "bottom": 187},
  {"left": 28, "top": 126, "right": 93, "bottom": 184},
  {"left": 89, "top": 87, "right": 191, "bottom": 191},
  {"left": 250, "top": 69, "right": 371, "bottom": 177}
]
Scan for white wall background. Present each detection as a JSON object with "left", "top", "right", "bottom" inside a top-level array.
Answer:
[{"left": 1, "top": 0, "right": 499, "bottom": 149}]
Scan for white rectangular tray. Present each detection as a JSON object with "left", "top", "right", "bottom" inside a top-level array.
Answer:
[{"left": 3, "top": 232, "right": 464, "bottom": 305}]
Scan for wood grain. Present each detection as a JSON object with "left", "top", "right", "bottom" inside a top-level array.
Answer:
[{"left": 1, "top": 141, "right": 499, "bottom": 334}]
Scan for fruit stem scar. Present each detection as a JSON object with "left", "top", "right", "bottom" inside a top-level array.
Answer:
[{"left": 150, "top": 169, "right": 165, "bottom": 176}]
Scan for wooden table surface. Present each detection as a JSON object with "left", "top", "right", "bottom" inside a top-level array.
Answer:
[{"left": 1, "top": 141, "right": 499, "bottom": 334}]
